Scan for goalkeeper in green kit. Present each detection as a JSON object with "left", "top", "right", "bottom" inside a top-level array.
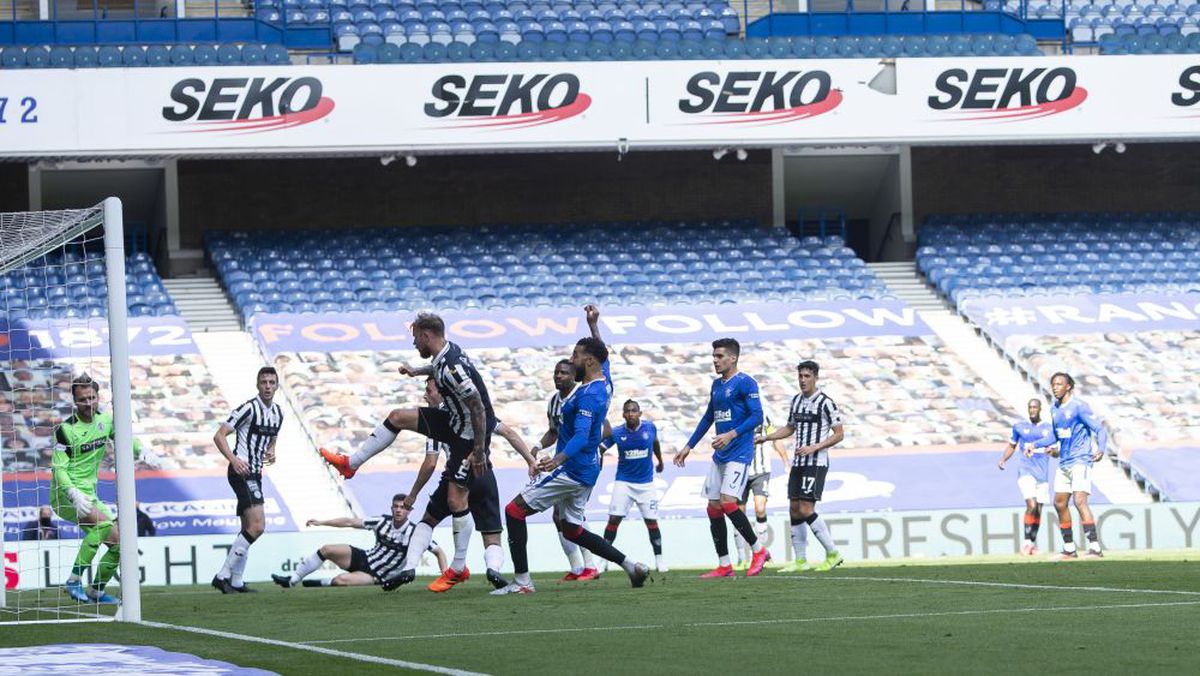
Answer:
[{"left": 51, "top": 374, "right": 153, "bottom": 604}]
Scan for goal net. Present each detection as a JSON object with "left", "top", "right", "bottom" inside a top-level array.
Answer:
[{"left": 1, "top": 198, "right": 142, "bottom": 624}]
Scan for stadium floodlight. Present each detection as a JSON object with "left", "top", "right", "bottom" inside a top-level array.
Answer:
[
  {"left": 735, "top": 148, "right": 748, "bottom": 161},
  {"left": 1092, "top": 142, "right": 1108, "bottom": 154},
  {"left": 379, "top": 154, "right": 397, "bottom": 167},
  {"left": 1114, "top": 142, "right": 1126, "bottom": 154},
  {"left": 712, "top": 148, "right": 728, "bottom": 161},
  {"left": 405, "top": 154, "right": 418, "bottom": 167},
  {"left": 0, "top": 198, "right": 141, "bottom": 625}
]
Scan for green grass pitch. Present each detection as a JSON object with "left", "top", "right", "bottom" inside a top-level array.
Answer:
[{"left": 4, "top": 554, "right": 1200, "bottom": 675}]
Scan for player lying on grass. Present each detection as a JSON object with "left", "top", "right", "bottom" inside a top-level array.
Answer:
[{"left": 272, "top": 493, "right": 445, "bottom": 588}]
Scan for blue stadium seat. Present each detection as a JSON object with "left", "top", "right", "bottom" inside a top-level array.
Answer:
[{"left": 73, "top": 46, "right": 99, "bottom": 68}]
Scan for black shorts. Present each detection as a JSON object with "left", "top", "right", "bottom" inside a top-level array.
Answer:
[
  {"left": 740, "top": 472, "right": 771, "bottom": 503},
  {"left": 347, "top": 546, "right": 374, "bottom": 577},
  {"left": 788, "top": 465, "right": 828, "bottom": 502},
  {"left": 227, "top": 466, "right": 265, "bottom": 516},
  {"left": 425, "top": 464, "right": 503, "bottom": 534},
  {"left": 417, "top": 406, "right": 492, "bottom": 488}
]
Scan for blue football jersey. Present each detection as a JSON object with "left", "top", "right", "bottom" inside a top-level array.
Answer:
[
  {"left": 556, "top": 375, "right": 611, "bottom": 487},
  {"left": 601, "top": 421, "right": 657, "bottom": 485},
  {"left": 686, "top": 372, "right": 763, "bottom": 465},
  {"left": 1010, "top": 420, "right": 1054, "bottom": 482},
  {"left": 1051, "top": 397, "right": 1107, "bottom": 468}
]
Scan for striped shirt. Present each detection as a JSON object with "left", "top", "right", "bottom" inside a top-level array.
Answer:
[
  {"left": 225, "top": 396, "right": 283, "bottom": 474},
  {"left": 425, "top": 405, "right": 502, "bottom": 458},
  {"left": 787, "top": 389, "right": 842, "bottom": 469},
  {"left": 360, "top": 516, "right": 438, "bottom": 580},
  {"left": 748, "top": 411, "right": 775, "bottom": 476},
  {"left": 546, "top": 387, "right": 574, "bottom": 433},
  {"left": 432, "top": 341, "right": 495, "bottom": 442}
]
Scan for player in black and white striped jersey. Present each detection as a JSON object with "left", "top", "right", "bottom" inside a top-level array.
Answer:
[
  {"left": 319, "top": 312, "right": 504, "bottom": 591},
  {"left": 529, "top": 359, "right": 601, "bottom": 581},
  {"left": 733, "top": 411, "right": 789, "bottom": 569},
  {"left": 756, "top": 360, "right": 845, "bottom": 573},
  {"left": 212, "top": 367, "right": 284, "bottom": 594},
  {"left": 407, "top": 377, "right": 537, "bottom": 593},
  {"left": 272, "top": 493, "right": 447, "bottom": 588}
]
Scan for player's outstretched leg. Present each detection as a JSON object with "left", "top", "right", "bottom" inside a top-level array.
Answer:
[
  {"left": 562, "top": 522, "right": 649, "bottom": 588},
  {"left": 430, "top": 510, "right": 474, "bottom": 593},
  {"left": 322, "top": 409, "right": 420, "bottom": 479},
  {"left": 274, "top": 547, "right": 329, "bottom": 588},
  {"left": 87, "top": 539, "right": 121, "bottom": 604},
  {"left": 65, "top": 520, "right": 110, "bottom": 602}
]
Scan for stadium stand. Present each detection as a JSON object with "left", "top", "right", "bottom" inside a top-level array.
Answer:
[
  {"left": 205, "top": 220, "right": 893, "bottom": 322},
  {"left": 916, "top": 212, "right": 1200, "bottom": 503},
  {"left": 997, "top": 0, "right": 1200, "bottom": 44},
  {"left": 0, "top": 42, "right": 290, "bottom": 68},
  {"left": 915, "top": 213, "right": 1200, "bottom": 307},
  {"left": 2, "top": 251, "right": 177, "bottom": 319},
  {"left": 345, "top": 31, "right": 1039, "bottom": 59}
]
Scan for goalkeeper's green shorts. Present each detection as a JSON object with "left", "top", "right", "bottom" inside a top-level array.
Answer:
[{"left": 50, "top": 485, "right": 113, "bottom": 525}]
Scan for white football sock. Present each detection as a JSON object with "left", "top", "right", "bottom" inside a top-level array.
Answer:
[
  {"left": 514, "top": 572, "right": 533, "bottom": 586},
  {"left": 809, "top": 515, "right": 837, "bottom": 555},
  {"left": 218, "top": 532, "right": 249, "bottom": 580},
  {"left": 451, "top": 514, "right": 474, "bottom": 572},
  {"left": 484, "top": 543, "right": 504, "bottom": 573},
  {"left": 580, "top": 529, "right": 597, "bottom": 569},
  {"left": 403, "top": 522, "right": 435, "bottom": 572},
  {"left": 559, "top": 533, "right": 584, "bottom": 574},
  {"left": 228, "top": 533, "right": 252, "bottom": 586},
  {"left": 732, "top": 531, "right": 748, "bottom": 563},
  {"left": 718, "top": 555, "right": 731, "bottom": 567},
  {"left": 291, "top": 551, "right": 324, "bottom": 584},
  {"left": 619, "top": 558, "right": 638, "bottom": 575},
  {"left": 791, "top": 522, "right": 809, "bottom": 561},
  {"left": 349, "top": 422, "right": 398, "bottom": 470}
]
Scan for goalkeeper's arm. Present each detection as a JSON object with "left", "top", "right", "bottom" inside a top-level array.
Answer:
[{"left": 52, "top": 444, "right": 95, "bottom": 516}]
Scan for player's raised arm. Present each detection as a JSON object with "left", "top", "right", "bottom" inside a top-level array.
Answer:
[
  {"left": 585, "top": 304, "right": 603, "bottom": 343},
  {"left": 305, "top": 516, "right": 364, "bottom": 529},
  {"left": 398, "top": 363, "right": 435, "bottom": 378}
]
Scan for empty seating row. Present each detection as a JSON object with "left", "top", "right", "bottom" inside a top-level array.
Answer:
[{"left": 0, "top": 43, "right": 289, "bottom": 69}]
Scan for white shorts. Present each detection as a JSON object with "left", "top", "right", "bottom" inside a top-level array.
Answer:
[
  {"left": 1017, "top": 474, "right": 1049, "bottom": 503},
  {"left": 703, "top": 461, "right": 750, "bottom": 501},
  {"left": 609, "top": 480, "right": 659, "bottom": 519},
  {"left": 1055, "top": 463, "right": 1092, "bottom": 495},
  {"left": 522, "top": 468, "right": 592, "bottom": 525}
]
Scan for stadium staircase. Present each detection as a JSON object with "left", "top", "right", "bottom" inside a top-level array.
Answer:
[
  {"left": 869, "top": 261, "right": 950, "bottom": 311},
  {"left": 191, "top": 331, "right": 358, "bottom": 524},
  {"left": 162, "top": 272, "right": 241, "bottom": 332},
  {"left": 877, "top": 261, "right": 1154, "bottom": 504}
]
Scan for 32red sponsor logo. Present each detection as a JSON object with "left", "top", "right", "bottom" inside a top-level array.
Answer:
[
  {"left": 424, "top": 74, "right": 591, "bottom": 128},
  {"left": 678, "top": 70, "right": 841, "bottom": 125},
  {"left": 928, "top": 67, "right": 1087, "bottom": 120},
  {"left": 162, "top": 77, "right": 335, "bottom": 133}
]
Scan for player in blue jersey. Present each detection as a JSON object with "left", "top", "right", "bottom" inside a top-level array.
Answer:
[
  {"left": 674, "top": 338, "right": 771, "bottom": 578},
  {"left": 599, "top": 399, "right": 667, "bottom": 572},
  {"left": 998, "top": 398, "right": 1058, "bottom": 556},
  {"left": 493, "top": 334, "right": 649, "bottom": 595},
  {"left": 1049, "top": 372, "right": 1108, "bottom": 559}
]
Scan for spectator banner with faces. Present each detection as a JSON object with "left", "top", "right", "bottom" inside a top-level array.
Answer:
[
  {"left": 3, "top": 56, "right": 1200, "bottom": 158},
  {"left": 0, "top": 316, "right": 198, "bottom": 360}
]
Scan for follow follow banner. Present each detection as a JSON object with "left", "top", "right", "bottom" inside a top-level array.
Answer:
[{"left": 249, "top": 300, "right": 931, "bottom": 356}]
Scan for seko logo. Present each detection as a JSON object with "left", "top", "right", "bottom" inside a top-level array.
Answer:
[
  {"left": 677, "top": 70, "right": 841, "bottom": 125},
  {"left": 1171, "top": 65, "right": 1200, "bottom": 107},
  {"left": 161, "top": 77, "right": 334, "bottom": 133},
  {"left": 423, "top": 73, "right": 591, "bottom": 128},
  {"left": 927, "top": 67, "right": 1087, "bottom": 121}
]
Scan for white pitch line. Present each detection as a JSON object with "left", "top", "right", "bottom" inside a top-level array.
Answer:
[
  {"left": 141, "top": 620, "right": 491, "bottom": 676},
  {"left": 301, "top": 600, "right": 1200, "bottom": 645},
  {"left": 304, "top": 623, "right": 670, "bottom": 645},
  {"left": 791, "top": 575, "right": 1200, "bottom": 596}
]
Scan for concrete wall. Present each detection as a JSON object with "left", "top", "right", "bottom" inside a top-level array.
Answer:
[
  {"left": 912, "top": 142, "right": 1200, "bottom": 227},
  {"left": 177, "top": 150, "right": 773, "bottom": 249}
]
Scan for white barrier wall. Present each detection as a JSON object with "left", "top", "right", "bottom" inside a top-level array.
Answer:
[
  {"left": 2, "top": 56, "right": 1199, "bottom": 157},
  {"left": 6, "top": 501, "right": 1199, "bottom": 589}
]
